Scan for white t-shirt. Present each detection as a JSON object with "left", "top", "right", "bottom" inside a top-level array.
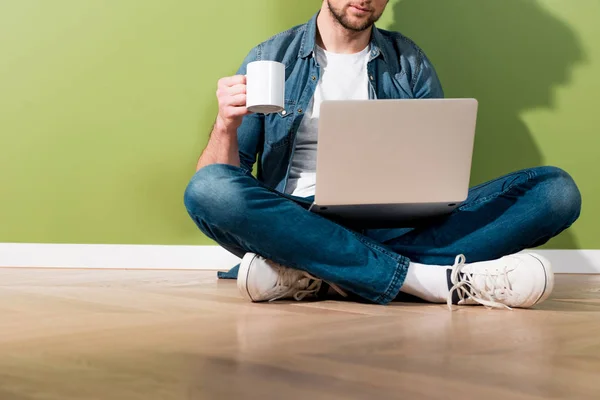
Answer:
[{"left": 285, "top": 44, "right": 371, "bottom": 198}]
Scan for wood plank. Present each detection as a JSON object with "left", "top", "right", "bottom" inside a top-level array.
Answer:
[{"left": 1, "top": 269, "right": 599, "bottom": 399}]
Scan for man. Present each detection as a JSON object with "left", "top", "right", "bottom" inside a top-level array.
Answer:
[{"left": 184, "top": 0, "right": 582, "bottom": 309}]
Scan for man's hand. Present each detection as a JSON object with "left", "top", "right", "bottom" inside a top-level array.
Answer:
[
  {"left": 214, "top": 75, "right": 251, "bottom": 135},
  {"left": 195, "top": 75, "right": 250, "bottom": 170}
]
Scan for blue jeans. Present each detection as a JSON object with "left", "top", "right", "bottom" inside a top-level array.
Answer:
[{"left": 183, "top": 164, "right": 581, "bottom": 305}]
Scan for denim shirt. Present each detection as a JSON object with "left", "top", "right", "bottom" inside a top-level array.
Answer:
[{"left": 235, "top": 12, "right": 444, "bottom": 193}]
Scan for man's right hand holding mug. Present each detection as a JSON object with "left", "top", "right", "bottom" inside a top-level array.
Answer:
[{"left": 214, "top": 75, "right": 251, "bottom": 135}]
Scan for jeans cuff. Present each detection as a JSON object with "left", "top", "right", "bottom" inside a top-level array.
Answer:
[{"left": 374, "top": 255, "right": 410, "bottom": 305}]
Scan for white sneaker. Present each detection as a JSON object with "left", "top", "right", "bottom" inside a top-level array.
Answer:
[
  {"left": 447, "top": 253, "right": 554, "bottom": 310},
  {"left": 237, "top": 253, "right": 346, "bottom": 302}
]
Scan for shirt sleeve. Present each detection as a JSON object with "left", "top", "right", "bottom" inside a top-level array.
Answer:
[
  {"left": 412, "top": 51, "right": 445, "bottom": 99},
  {"left": 235, "top": 47, "right": 265, "bottom": 174}
]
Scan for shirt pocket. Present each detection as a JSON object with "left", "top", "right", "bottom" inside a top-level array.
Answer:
[{"left": 264, "top": 99, "right": 296, "bottom": 149}]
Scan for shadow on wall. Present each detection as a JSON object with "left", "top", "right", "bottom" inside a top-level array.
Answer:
[{"left": 390, "top": 0, "right": 585, "bottom": 250}]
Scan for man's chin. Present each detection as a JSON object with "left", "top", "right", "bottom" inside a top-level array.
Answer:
[
  {"left": 348, "top": 22, "right": 373, "bottom": 32},
  {"left": 328, "top": 5, "right": 376, "bottom": 32},
  {"left": 340, "top": 17, "right": 371, "bottom": 31}
]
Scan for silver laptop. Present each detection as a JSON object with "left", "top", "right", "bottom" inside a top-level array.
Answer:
[{"left": 310, "top": 98, "right": 479, "bottom": 228}]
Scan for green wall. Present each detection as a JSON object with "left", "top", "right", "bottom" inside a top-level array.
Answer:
[{"left": 1, "top": 0, "right": 598, "bottom": 249}]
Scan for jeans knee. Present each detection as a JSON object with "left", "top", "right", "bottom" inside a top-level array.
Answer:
[
  {"left": 183, "top": 164, "right": 249, "bottom": 229},
  {"left": 534, "top": 166, "right": 582, "bottom": 228}
]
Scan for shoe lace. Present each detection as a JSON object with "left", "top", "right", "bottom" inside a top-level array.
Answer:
[
  {"left": 447, "top": 254, "right": 513, "bottom": 311},
  {"left": 267, "top": 267, "right": 348, "bottom": 302}
]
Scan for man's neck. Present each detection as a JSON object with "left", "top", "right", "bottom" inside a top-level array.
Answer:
[{"left": 315, "top": 7, "right": 372, "bottom": 54}]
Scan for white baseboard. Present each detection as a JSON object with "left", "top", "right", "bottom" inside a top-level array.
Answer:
[
  {"left": 0, "top": 243, "right": 599, "bottom": 274},
  {"left": 0, "top": 243, "right": 241, "bottom": 271}
]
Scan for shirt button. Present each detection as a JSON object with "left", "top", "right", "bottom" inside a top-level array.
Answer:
[
  {"left": 311, "top": 75, "right": 317, "bottom": 81},
  {"left": 370, "top": 75, "right": 374, "bottom": 81},
  {"left": 281, "top": 110, "right": 287, "bottom": 116},
  {"left": 298, "top": 108, "right": 303, "bottom": 113}
]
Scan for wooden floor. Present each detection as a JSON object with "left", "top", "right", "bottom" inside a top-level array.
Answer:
[{"left": 1, "top": 270, "right": 600, "bottom": 400}]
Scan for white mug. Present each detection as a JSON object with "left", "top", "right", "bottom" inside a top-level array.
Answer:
[{"left": 246, "top": 60, "right": 285, "bottom": 114}]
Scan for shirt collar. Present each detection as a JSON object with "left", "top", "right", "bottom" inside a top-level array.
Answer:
[{"left": 299, "top": 11, "right": 386, "bottom": 63}]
